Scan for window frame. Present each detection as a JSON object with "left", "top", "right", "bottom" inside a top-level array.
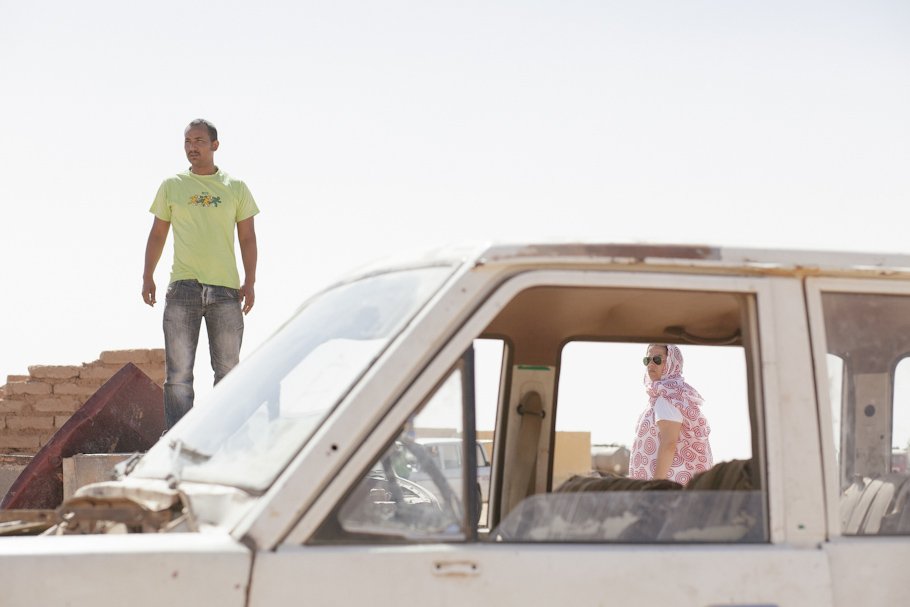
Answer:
[
  {"left": 805, "top": 276, "right": 910, "bottom": 540},
  {"left": 287, "top": 270, "right": 779, "bottom": 546}
]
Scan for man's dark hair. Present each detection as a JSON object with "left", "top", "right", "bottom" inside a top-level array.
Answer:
[{"left": 188, "top": 118, "right": 218, "bottom": 142}]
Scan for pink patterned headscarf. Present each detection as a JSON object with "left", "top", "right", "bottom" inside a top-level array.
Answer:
[{"left": 629, "top": 344, "right": 713, "bottom": 485}]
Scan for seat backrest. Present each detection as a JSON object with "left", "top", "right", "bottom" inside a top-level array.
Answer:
[
  {"left": 556, "top": 473, "right": 681, "bottom": 493},
  {"left": 684, "top": 459, "right": 754, "bottom": 491},
  {"left": 841, "top": 473, "right": 910, "bottom": 535}
]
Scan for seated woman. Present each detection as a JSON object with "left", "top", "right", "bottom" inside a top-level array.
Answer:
[{"left": 629, "top": 344, "right": 713, "bottom": 486}]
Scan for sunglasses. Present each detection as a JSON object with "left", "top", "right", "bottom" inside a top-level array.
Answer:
[{"left": 642, "top": 355, "right": 664, "bottom": 366}]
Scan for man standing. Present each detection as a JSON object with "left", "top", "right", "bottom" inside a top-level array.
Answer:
[{"left": 142, "top": 119, "right": 259, "bottom": 429}]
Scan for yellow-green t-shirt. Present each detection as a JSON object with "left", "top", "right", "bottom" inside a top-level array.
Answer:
[{"left": 150, "top": 169, "right": 259, "bottom": 289}]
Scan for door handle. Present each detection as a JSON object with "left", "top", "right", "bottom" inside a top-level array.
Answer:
[{"left": 432, "top": 560, "right": 480, "bottom": 577}]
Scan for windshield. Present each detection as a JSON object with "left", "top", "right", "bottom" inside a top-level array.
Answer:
[{"left": 132, "top": 266, "right": 455, "bottom": 491}]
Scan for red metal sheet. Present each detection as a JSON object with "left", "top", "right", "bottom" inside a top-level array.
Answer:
[{"left": 0, "top": 363, "right": 165, "bottom": 510}]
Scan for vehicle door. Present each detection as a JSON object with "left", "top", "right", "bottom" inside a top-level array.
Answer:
[
  {"left": 805, "top": 278, "right": 910, "bottom": 607},
  {"left": 251, "top": 270, "right": 833, "bottom": 606}
]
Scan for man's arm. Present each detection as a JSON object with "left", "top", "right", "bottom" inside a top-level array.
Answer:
[
  {"left": 654, "top": 419, "right": 681, "bottom": 480},
  {"left": 142, "top": 218, "right": 171, "bottom": 306},
  {"left": 237, "top": 216, "right": 258, "bottom": 314}
]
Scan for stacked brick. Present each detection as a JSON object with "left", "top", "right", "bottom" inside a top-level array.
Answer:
[{"left": 0, "top": 349, "right": 164, "bottom": 455}]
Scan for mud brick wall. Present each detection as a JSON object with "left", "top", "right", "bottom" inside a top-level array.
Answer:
[{"left": 0, "top": 349, "right": 164, "bottom": 455}]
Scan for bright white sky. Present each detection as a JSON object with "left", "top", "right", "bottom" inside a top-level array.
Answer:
[{"left": 1, "top": 1, "right": 909, "bottom": 451}]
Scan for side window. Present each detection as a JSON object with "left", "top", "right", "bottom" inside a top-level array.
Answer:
[
  {"left": 488, "top": 286, "right": 767, "bottom": 544},
  {"left": 313, "top": 339, "right": 505, "bottom": 543},
  {"left": 554, "top": 342, "right": 753, "bottom": 488},
  {"left": 313, "top": 366, "right": 467, "bottom": 543},
  {"left": 822, "top": 292, "right": 910, "bottom": 536}
]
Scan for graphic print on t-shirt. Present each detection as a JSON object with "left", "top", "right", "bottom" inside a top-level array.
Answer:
[{"left": 189, "top": 192, "right": 222, "bottom": 207}]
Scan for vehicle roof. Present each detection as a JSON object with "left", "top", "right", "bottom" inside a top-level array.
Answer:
[
  {"left": 343, "top": 241, "right": 910, "bottom": 285},
  {"left": 475, "top": 243, "right": 910, "bottom": 277}
]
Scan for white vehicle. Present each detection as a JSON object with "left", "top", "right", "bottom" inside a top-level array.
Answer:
[{"left": 2, "top": 242, "right": 910, "bottom": 606}]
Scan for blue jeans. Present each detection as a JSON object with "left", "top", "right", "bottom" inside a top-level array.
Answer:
[{"left": 163, "top": 280, "right": 244, "bottom": 428}]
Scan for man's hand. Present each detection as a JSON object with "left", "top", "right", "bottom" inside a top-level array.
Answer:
[
  {"left": 143, "top": 218, "right": 170, "bottom": 307},
  {"left": 237, "top": 217, "right": 257, "bottom": 315},
  {"left": 241, "top": 282, "right": 255, "bottom": 314},
  {"left": 142, "top": 277, "right": 157, "bottom": 306}
]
